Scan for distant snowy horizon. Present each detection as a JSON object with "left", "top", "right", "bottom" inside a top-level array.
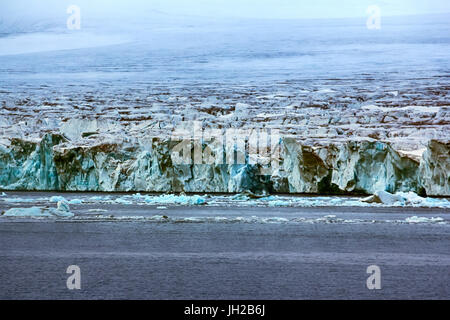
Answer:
[
  {"left": 2, "top": 0, "right": 450, "bottom": 20},
  {"left": 1, "top": 8, "right": 449, "bottom": 57},
  {"left": 1, "top": 0, "right": 450, "bottom": 36}
]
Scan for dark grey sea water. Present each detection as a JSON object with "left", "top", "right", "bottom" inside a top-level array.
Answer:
[{"left": 1, "top": 202, "right": 449, "bottom": 300}]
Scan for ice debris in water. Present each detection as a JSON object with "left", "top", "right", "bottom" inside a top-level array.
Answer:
[
  {"left": 61, "top": 214, "right": 448, "bottom": 225},
  {"left": 3, "top": 201, "right": 74, "bottom": 217},
  {"left": 1, "top": 192, "right": 6, "bottom": 197},
  {"left": 405, "top": 216, "right": 445, "bottom": 224},
  {"left": 156, "top": 194, "right": 206, "bottom": 205},
  {"left": 68, "top": 199, "right": 83, "bottom": 204},
  {"left": 3, "top": 207, "right": 52, "bottom": 217},
  {"left": 49, "top": 196, "right": 66, "bottom": 202},
  {"left": 268, "top": 200, "right": 291, "bottom": 207},
  {"left": 89, "top": 195, "right": 111, "bottom": 201},
  {"left": 1, "top": 192, "right": 448, "bottom": 208},
  {"left": 103, "top": 193, "right": 207, "bottom": 205},
  {"left": 115, "top": 197, "right": 133, "bottom": 205},
  {"left": 231, "top": 193, "right": 250, "bottom": 201},
  {"left": 57, "top": 200, "right": 70, "bottom": 212},
  {"left": 88, "top": 209, "right": 108, "bottom": 212},
  {"left": 361, "top": 191, "right": 450, "bottom": 207},
  {"left": 142, "top": 194, "right": 207, "bottom": 205}
]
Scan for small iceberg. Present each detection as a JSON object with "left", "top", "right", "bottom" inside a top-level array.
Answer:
[
  {"left": 3, "top": 200, "right": 74, "bottom": 217},
  {"left": 88, "top": 209, "right": 108, "bottom": 213},
  {"left": 68, "top": 199, "right": 83, "bottom": 204},
  {"left": 405, "top": 216, "right": 445, "bottom": 224},
  {"left": 57, "top": 200, "right": 71, "bottom": 212},
  {"left": 361, "top": 190, "right": 405, "bottom": 205},
  {"left": 49, "top": 195, "right": 67, "bottom": 203},
  {"left": 144, "top": 194, "right": 207, "bottom": 205},
  {"left": 268, "top": 200, "right": 291, "bottom": 207},
  {"left": 361, "top": 191, "right": 450, "bottom": 208},
  {"left": 115, "top": 197, "right": 133, "bottom": 205},
  {"left": 3, "top": 207, "right": 74, "bottom": 217},
  {"left": 89, "top": 195, "right": 111, "bottom": 201}
]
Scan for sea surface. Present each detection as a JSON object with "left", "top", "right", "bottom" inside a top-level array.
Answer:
[{"left": 0, "top": 192, "right": 449, "bottom": 299}]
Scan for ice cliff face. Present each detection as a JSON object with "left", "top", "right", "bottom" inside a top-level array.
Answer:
[
  {"left": 0, "top": 132, "right": 447, "bottom": 196},
  {"left": 419, "top": 140, "right": 450, "bottom": 196},
  {"left": 271, "top": 138, "right": 422, "bottom": 195}
]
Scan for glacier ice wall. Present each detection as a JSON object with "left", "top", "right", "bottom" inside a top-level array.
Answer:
[
  {"left": 419, "top": 140, "right": 450, "bottom": 196},
  {"left": 0, "top": 133, "right": 447, "bottom": 196}
]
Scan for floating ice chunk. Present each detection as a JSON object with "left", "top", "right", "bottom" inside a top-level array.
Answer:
[
  {"left": 56, "top": 213, "right": 448, "bottom": 225},
  {"left": 3, "top": 207, "right": 51, "bottom": 217},
  {"left": 115, "top": 197, "right": 133, "bottom": 205},
  {"left": 89, "top": 195, "right": 111, "bottom": 201},
  {"left": 147, "top": 215, "right": 169, "bottom": 221},
  {"left": 360, "top": 190, "right": 405, "bottom": 205},
  {"left": 396, "top": 192, "right": 425, "bottom": 205},
  {"left": 396, "top": 192, "right": 450, "bottom": 208},
  {"left": 68, "top": 199, "right": 83, "bottom": 204},
  {"left": 259, "top": 195, "right": 279, "bottom": 201},
  {"left": 231, "top": 194, "right": 250, "bottom": 201},
  {"left": 49, "top": 196, "right": 66, "bottom": 203},
  {"left": 115, "top": 216, "right": 146, "bottom": 221},
  {"left": 88, "top": 209, "right": 108, "bottom": 212},
  {"left": 268, "top": 200, "right": 291, "bottom": 207},
  {"left": 328, "top": 198, "right": 344, "bottom": 205},
  {"left": 1, "top": 192, "right": 6, "bottom": 197},
  {"left": 184, "top": 195, "right": 206, "bottom": 205},
  {"left": 3, "top": 206, "right": 74, "bottom": 217},
  {"left": 360, "top": 191, "right": 450, "bottom": 208},
  {"left": 144, "top": 194, "right": 206, "bottom": 205},
  {"left": 50, "top": 206, "right": 75, "bottom": 217},
  {"left": 405, "top": 216, "right": 444, "bottom": 224},
  {"left": 361, "top": 195, "right": 380, "bottom": 204},
  {"left": 57, "top": 200, "right": 70, "bottom": 212},
  {"left": 315, "top": 215, "right": 343, "bottom": 223},
  {"left": 375, "top": 191, "right": 405, "bottom": 205},
  {"left": 261, "top": 217, "right": 289, "bottom": 223}
]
